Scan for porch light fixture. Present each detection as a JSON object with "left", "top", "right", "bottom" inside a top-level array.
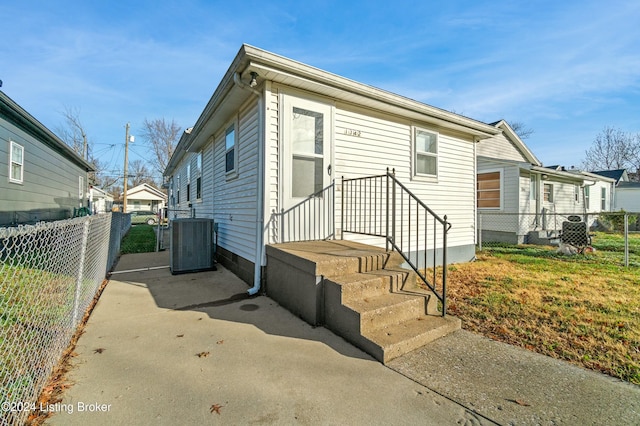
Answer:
[
  {"left": 541, "top": 174, "right": 549, "bottom": 180},
  {"left": 249, "top": 72, "right": 258, "bottom": 87}
]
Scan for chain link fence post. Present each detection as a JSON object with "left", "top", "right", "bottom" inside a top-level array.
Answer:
[
  {"left": 73, "top": 218, "right": 91, "bottom": 326},
  {"left": 478, "top": 213, "right": 483, "bottom": 251},
  {"left": 624, "top": 212, "right": 629, "bottom": 267}
]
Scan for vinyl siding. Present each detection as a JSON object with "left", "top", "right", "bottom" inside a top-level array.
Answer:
[
  {"left": 333, "top": 104, "right": 476, "bottom": 250},
  {"left": 171, "top": 152, "right": 195, "bottom": 215},
  {"left": 198, "top": 139, "right": 215, "bottom": 218},
  {"left": 180, "top": 84, "right": 482, "bottom": 262},
  {"left": 476, "top": 132, "right": 528, "bottom": 162},
  {"left": 266, "top": 85, "right": 280, "bottom": 242},
  {"left": 212, "top": 102, "right": 260, "bottom": 262},
  {"left": 615, "top": 186, "right": 640, "bottom": 212},
  {"left": 1, "top": 117, "right": 88, "bottom": 225},
  {"left": 542, "top": 178, "right": 582, "bottom": 214},
  {"left": 476, "top": 160, "right": 522, "bottom": 233}
]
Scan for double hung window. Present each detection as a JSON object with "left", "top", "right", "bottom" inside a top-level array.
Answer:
[
  {"left": 9, "top": 141, "right": 24, "bottom": 184},
  {"left": 414, "top": 129, "right": 437, "bottom": 177}
]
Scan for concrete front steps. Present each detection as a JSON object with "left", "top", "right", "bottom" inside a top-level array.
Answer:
[{"left": 265, "top": 240, "right": 460, "bottom": 364}]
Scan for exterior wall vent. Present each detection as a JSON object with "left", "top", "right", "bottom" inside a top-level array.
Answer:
[{"left": 170, "top": 218, "right": 216, "bottom": 274}]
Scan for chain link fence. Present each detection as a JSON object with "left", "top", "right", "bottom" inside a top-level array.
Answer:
[
  {"left": 478, "top": 211, "right": 640, "bottom": 266},
  {"left": 0, "top": 212, "right": 130, "bottom": 426}
]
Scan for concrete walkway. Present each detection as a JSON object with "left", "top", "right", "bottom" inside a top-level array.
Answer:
[{"left": 47, "top": 252, "right": 639, "bottom": 425}]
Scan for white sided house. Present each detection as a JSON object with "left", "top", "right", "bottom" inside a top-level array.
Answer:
[
  {"left": 165, "top": 44, "right": 501, "bottom": 287},
  {"left": 477, "top": 120, "right": 615, "bottom": 244},
  {"left": 126, "top": 183, "right": 166, "bottom": 213},
  {"left": 163, "top": 44, "right": 513, "bottom": 362}
]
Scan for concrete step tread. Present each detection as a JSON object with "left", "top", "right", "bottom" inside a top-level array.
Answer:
[
  {"left": 326, "top": 272, "right": 386, "bottom": 285},
  {"left": 363, "top": 315, "right": 461, "bottom": 350},
  {"left": 344, "top": 292, "right": 424, "bottom": 313}
]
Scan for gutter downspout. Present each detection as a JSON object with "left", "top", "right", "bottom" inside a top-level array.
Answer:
[{"left": 234, "top": 72, "right": 265, "bottom": 296}]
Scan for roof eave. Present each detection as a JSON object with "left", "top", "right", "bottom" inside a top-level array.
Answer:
[
  {"left": 165, "top": 44, "right": 501, "bottom": 176},
  {"left": 493, "top": 120, "right": 541, "bottom": 166},
  {"left": 0, "top": 91, "right": 95, "bottom": 172}
]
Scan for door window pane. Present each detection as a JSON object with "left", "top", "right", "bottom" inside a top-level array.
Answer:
[
  {"left": 291, "top": 106, "right": 324, "bottom": 198},
  {"left": 292, "top": 156, "right": 323, "bottom": 197},
  {"left": 292, "top": 107, "right": 323, "bottom": 155}
]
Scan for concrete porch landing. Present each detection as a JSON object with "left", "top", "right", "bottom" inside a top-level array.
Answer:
[{"left": 265, "top": 240, "right": 460, "bottom": 364}]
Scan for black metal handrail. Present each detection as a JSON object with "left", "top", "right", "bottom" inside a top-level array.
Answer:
[
  {"left": 341, "top": 168, "right": 451, "bottom": 316},
  {"left": 270, "top": 182, "right": 336, "bottom": 243}
]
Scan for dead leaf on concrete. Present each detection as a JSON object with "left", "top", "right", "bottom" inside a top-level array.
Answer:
[
  {"left": 176, "top": 334, "right": 184, "bottom": 338},
  {"left": 210, "top": 403, "right": 223, "bottom": 414},
  {"left": 93, "top": 348, "right": 105, "bottom": 354},
  {"left": 216, "top": 340, "right": 224, "bottom": 345},
  {"left": 509, "top": 399, "right": 531, "bottom": 407},
  {"left": 197, "top": 351, "right": 210, "bottom": 358}
]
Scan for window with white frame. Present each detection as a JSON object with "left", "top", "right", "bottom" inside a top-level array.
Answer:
[
  {"left": 530, "top": 174, "right": 538, "bottom": 201},
  {"left": 176, "top": 174, "right": 180, "bottom": 204},
  {"left": 414, "top": 128, "right": 437, "bottom": 177},
  {"left": 186, "top": 163, "right": 191, "bottom": 202},
  {"left": 196, "top": 152, "right": 202, "bottom": 200},
  {"left": 79, "top": 176, "right": 84, "bottom": 199},
  {"left": 477, "top": 171, "right": 501, "bottom": 209},
  {"left": 225, "top": 124, "right": 236, "bottom": 174},
  {"left": 574, "top": 184, "right": 580, "bottom": 203},
  {"left": 9, "top": 141, "right": 24, "bottom": 183},
  {"left": 601, "top": 187, "right": 607, "bottom": 210},
  {"left": 170, "top": 177, "right": 175, "bottom": 206},
  {"left": 585, "top": 186, "right": 590, "bottom": 209},
  {"left": 543, "top": 183, "right": 554, "bottom": 202}
]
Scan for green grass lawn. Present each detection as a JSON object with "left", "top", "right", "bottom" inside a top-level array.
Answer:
[
  {"left": 120, "top": 225, "right": 157, "bottom": 254},
  {"left": 0, "top": 264, "right": 75, "bottom": 400},
  {"left": 446, "top": 235, "right": 640, "bottom": 385}
]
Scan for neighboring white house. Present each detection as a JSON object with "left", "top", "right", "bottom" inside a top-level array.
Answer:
[
  {"left": 125, "top": 183, "right": 166, "bottom": 212},
  {"left": 89, "top": 186, "right": 114, "bottom": 213},
  {"left": 476, "top": 120, "right": 615, "bottom": 244},
  {"left": 591, "top": 169, "right": 640, "bottom": 212},
  {"left": 164, "top": 44, "right": 501, "bottom": 285},
  {"left": 613, "top": 182, "right": 640, "bottom": 212},
  {"left": 615, "top": 182, "right": 640, "bottom": 213}
]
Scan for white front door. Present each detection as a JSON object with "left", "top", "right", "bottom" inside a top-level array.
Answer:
[{"left": 281, "top": 94, "right": 333, "bottom": 240}]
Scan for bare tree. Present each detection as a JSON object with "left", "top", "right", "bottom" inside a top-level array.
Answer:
[
  {"left": 56, "top": 106, "right": 116, "bottom": 187},
  {"left": 140, "top": 118, "right": 181, "bottom": 175},
  {"left": 509, "top": 121, "right": 534, "bottom": 140},
  {"left": 91, "top": 157, "right": 120, "bottom": 189},
  {"left": 581, "top": 126, "right": 639, "bottom": 173},
  {"left": 56, "top": 106, "right": 88, "bottom": 158},
  {"left": 128, "top": 159, "right": 157, "bottom": 187}
]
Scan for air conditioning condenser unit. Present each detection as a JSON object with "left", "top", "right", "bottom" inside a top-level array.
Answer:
[{"left": 170, "top": 218, "right": 216, "bottom": 274}]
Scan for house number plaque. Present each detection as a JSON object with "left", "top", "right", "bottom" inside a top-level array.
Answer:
[{"left": 344, "top": 128, "right": 362, "bottom": 137}]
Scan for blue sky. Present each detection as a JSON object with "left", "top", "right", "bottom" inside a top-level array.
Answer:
[{"left": 2, "top": 0, "right": 639, "bottom": 182}]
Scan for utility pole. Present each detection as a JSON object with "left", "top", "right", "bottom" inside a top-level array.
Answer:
[
  {"left": 123, "top": 123, "right": 130, "bottom": 213},
  {"left": 82, "top": 131, "right": 88, "bottom": 161}
]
